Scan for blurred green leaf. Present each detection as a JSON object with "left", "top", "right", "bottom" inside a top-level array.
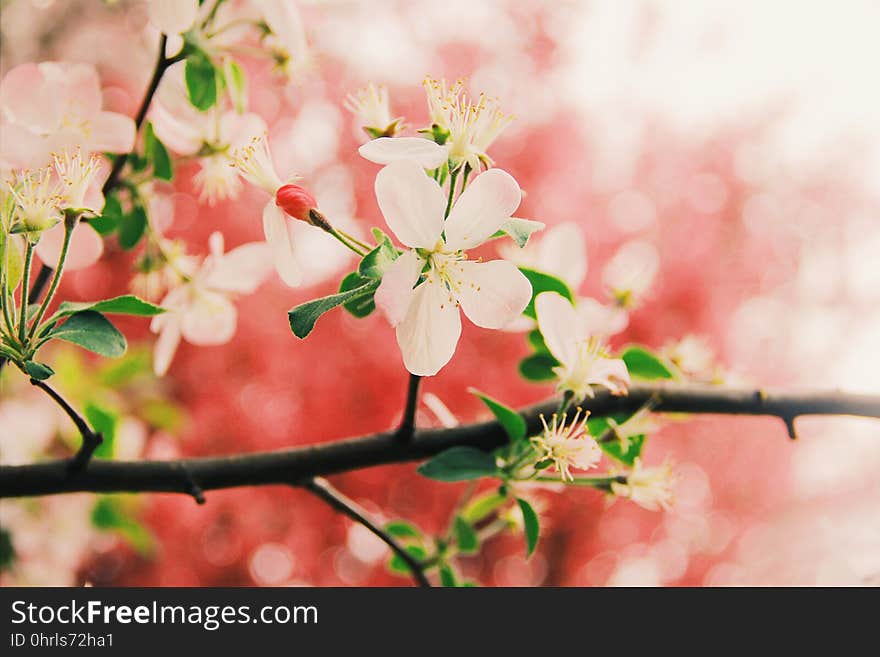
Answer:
[
  {"left": 620, "top": 345, "right": 675, "bottom": 380},
  {"left": 453, "top": 517, "right": 479, "bottom": 554},
  {"left": 439, "top": 563, "right": 458, "bottom": 587},
  {"left": 118, "top": 205, "right": 147, "bottom": 250},
  {"left": 518, "top": 268, "right": 574, "bottom": 319},
  {"left": 91, "top": 496, "right": 154, "bottom": 556},
  {"left": 90, "top": 194, "right": 122, "bottom": 235},
  {"left": 388, "top": 545, "right": 427, "bottom": 575},
  {"left": 54, "top": 295, "right": 164, "bottom": 320},
  {"left": 518, "top": 353, "right": 559, "bottom": 382},
  {"left": 50, "top": 311, "right": 126, "bottom": 358},
  {"left": 84, "top": 402, "right": 118, "bottom": 459},
  {"left": 144, "top": 122, "right": 173, "bottom": 181},
  {"left": 517, "top": 498, "right": 540, "bottom": 558},
  {"left": 384, "top": 521, "right": 423, "bottom": 540},
  {"left": 417, "top": 447, "right": 499, "bottom": 482},
  {"left": 469, "top": 388, "right": 526, "bottom": 443},
  {"left": 461, "top": 490, "right": 508, "bottom": 524},
  {"left": 184, "top": 48, "right": 218, "bottom": 111}
]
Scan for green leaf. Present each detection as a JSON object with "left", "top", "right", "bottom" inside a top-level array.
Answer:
[
  {"left": 439, "top": 564, "right": 458, "bottom": 587},
  {"left": 620, "top": 345, "right": 675, "bottom": 380},
  {"left": 288, "top": 280, "right": 379, "bottom": 338},
  {"left": 518, "top": 353, "right": 559, "bottom": 381},
  {"left": 54, "top": 295, "right": 164, "bottom": 320},
  {"left": 184, "top": 48, "right": 218, "bottom": 111},
  {"left": 144, "top": 122, "right": 173, "bottom": 181},
  {"left": 23, "top": 360, "right": 54, "bottom": 380},
  {"left": 492, "top": 218, "right": 545, "bottom": 248},
  {"left": 388, "top": 545, "right": 427, "bottom": 575},
  {"left": 384, "top": 521, "right": 423, "bottom": 540},
  {"left": 417, "top": 446, "right": 499, "bottom": 482},
  {"left": 223, "top": 59, "right": 248, "bottom": 113},
  {"left": 453, "top": 517, "right": 479, "bottom": 554},
  {"left": 469, "top": 388, "right": 526, "bottom": 443},
  {"left": 83, "top": 402, "right": 118, "bottom": 459},
  {"left": 338, "top": 272, "right": 376, "bottom": 318},
  {"left": 357, "top": 236, "right": 399, "bottom": 279},
  {"left": 587, "top": 412, "right": 647, "bottom": 466},
  {"left": 50, "top": 311, "right": 126, "bottom": 358},
  {"left": 517, "top": 498, "right": 540, "bottom": 558},
  {"left": 90, "top": 194, "right": 122, "bottom": 235},
  {"left": 1, "top": 231, "right": 23, "bottom": 292},
  {"left": 461, "top": 490, "right": 508, "bottom": 524},
  {"left": 91, "top": 497, "right": 154, "bottom": 556},
  {"left": 519, "top": 267, "right": 574, "bottom": 319},
  {"left": 0, "top": 527, "right": 15, "bottom": 571},
  {"left": 118, "top": 204, "right": 147, "bottom": 250},
  {"left": 527, "top": 328, "right": 550, "bottom": 354}
]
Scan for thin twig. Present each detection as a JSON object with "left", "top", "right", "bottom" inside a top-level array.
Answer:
[
  {"left": 396, "top": 373, "right": 422, "bottom": 441},
  {"left": 302, "top": 477, "right": 431, "bottom": 587},
  {"left": 28, "top": 378, "right": 102, "bottom": 472},
  {"left": 2, "top": 383, "right": 879, "bottom": 499}
]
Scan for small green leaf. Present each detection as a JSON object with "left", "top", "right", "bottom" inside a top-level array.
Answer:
[
  {"left": 492, "top": 218, "right": 545, "bottom": 248},
  {"left": 118, "top": 205, "right": 147, "bottom": 250},
  {"left": 527, "top": 328, "right": 550, "bottom": 354},
  {"left": 144, "top": 122, "right": 173, "bottom": 181},
  {"left": 518, "top": 353, "right": 559, "bottom": 381},
  {"left": 517, "top": 498, "right": 540, "bottom": 558},
  {"left": 357, "top": 237, "right": 399, "bottom": 279},
  {"left": 91, "top": 497, "right": 154, "bottom": 555},
  {"left": 90, "top": 194, "right": 122, "bottom": 235},
  {"left": 0, "top": 527, "right": 15, "bottom": 571},
  {"left": 453, "top": 517, "right": 479, "bottom": 554},
  {"left": 417, "top": 446, "right": 499, "bottom": 482},
  {"left": 288, "top": 280, "right": 379, "bottom": 338},
  {"left": 439, "top": 564, "right": 458, "bottom": 587},
  {"left": 469, "top": 388, "right": 526, "bottom": 443},
  {"left": 388, "top": 545, "right": 427, "bottom": 575},
  {"left": 588, "top": 412, "right": 647, "bottom": 466},
  {"left": 50, "top": 311, "right": 126, "bottom": 358},
  {"left": 519, "top": 267, "right": 574, "bottom": 319},
  {"left": 83, "top": 402, "right": 118, "bottom": 459},
  {"left": 620, "top": 345, "right": 675, "bottom": 380},
  {"left": 23, "top": 360, "right": 54, "bottom": 381},
  {"left": 54, "top": 295, "right": 165, "bottom": 319},
  {"left": 384, "top": 521, "right": 423, "bottom": 540},
  {"left": 339, "top": 272, "right": 376, "bottom": 318},
  {"left": 461, "top": 490, "right": 508, "bottom": 524},
  {"left": 1, "top": 232, "right": 24, "bottom": 292},
  {"left": 184, "top": 48, "right": 218, "bottom": 111},
  {"left": 223, "top": 59, "right": 248, "bottom": 113}
]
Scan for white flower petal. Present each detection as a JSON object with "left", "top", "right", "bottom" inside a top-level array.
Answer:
[
  {"left": 148, "top": 0, "right": 199, "bottom": 34},
  {"left": 152, "top": 316, "right": 181, "bottom": 377},
  {"left": 535, "top": 291, "right": 583, "bottom": 367},
  {"left": 396, "top": 279, "right": 462, "bottom": 376},
  {"left": 374, "top": 249, "right": 423, "bottom": 326},
  {"left": 576, "top": 297, "right": 628, "bottom": 336},
  {"left": 359, "top": 137, "right": 447, "bottom": 169},
  {"left": 262, "top": 202, "right": 301, "bottom": 287},
  {"left": 374, "top": 160, "right": 445, "bottom": 249},
  {"left": 537, "top": 222, "right": 588, "bottom": 289},
  {"left": 444, "top": 168, "right": 521, "bottom": 250},
  {"left": 180, "top": 290, "right": 237, "bottom": 346},
  {"left": 456, "top": 260, "right": 532, "bottom": 329},
  {"left": 205, "top": 242, "right": 273, "bottom": 294}
]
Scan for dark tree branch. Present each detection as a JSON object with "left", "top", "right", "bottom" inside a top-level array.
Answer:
[
  {"left": 2, "top": 384, "right": 879, "bottom": 499},
  {"left": 301, "top": 477, "right": 431, "bottom": 587},
  {"left": 28, "top": 378, "right": 102, "bottom": 473},
  {"left": 396, "top": 373, "right": 422, "bottom": 441}
]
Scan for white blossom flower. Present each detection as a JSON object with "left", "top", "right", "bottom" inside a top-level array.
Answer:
[
  {"left": 150, "top": 232, "right": 272, "bottom": 376},
  {"left": 602, "top": 240, "right": 659, "bottom": 308},
  {"left": 374, "top": 160, "right": 532, "bottom": 376},
  {"left": 52, "top": 149, "right": 102, "bottom": 212},
  {"left": 5, "top": 166, "right": 61, "bottom": 234},
  {"left": 606, "top": 405, "right": 660, "bottom": 452},
  {"left": 500, "top": 221, "right": 629, "bottom": 335},
  {"left": 358, "top": 77, "right": 513, "bottom": 172},
  {"left": 664, "top": 334, "right": 715, "bottom": 379},
  {"left": 531, "top": 408, "right": 601, "bottom": 482},
  {"left": 345, "top": 82, "right": 403, "bottom": 138},
  {"left": 611, "top": 458, "right": 675, "bottom": 512},
  {"left": 535, "top": 291, "right": 630, "bottom": 398},
  {"left": 255, "top": 0, "right": 311, "bottom": 79}
]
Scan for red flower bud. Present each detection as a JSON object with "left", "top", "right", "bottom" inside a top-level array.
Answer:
[{"left": 275, "top": 184, "right": 317, "bottom": 222}]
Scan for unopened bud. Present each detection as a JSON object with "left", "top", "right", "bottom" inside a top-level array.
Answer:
[{"left": 275, "top": 184, "right": 318, "bottom": 223}]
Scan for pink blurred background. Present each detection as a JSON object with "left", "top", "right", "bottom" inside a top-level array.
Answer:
[{"left": 1, "top": 0, "right": 879, "bottom": 586}]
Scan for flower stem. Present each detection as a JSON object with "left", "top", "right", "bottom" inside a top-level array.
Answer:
[
  {"left": 336, "top": 228, "right": 372, "bottom": 252},
  {"left": 17, "top": 241, "right": 33, "bottom": 345},
  {"left": 445, "top": 168, "right": 460, "bottom": 218},
  {"left": 329, "top": 228, "right": 367, "bottom": 257},
  {"left": 557, "top": 390, "right": 575, "bottom": 415},
  {"left": 28, "top": 214, "right": 75, "bottom": 340}
]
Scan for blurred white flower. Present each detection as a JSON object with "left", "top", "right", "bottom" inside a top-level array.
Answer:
[
  {"left": 611, "top": 458, "right": 676, "bottom": 512},
  {"left": 602, "top": 240, "right": 659, "bottom": 308}
]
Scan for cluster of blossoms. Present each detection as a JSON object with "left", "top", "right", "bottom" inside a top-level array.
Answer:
[{"left": 0, "top": 0, "right": 691, "bottom": 587}]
